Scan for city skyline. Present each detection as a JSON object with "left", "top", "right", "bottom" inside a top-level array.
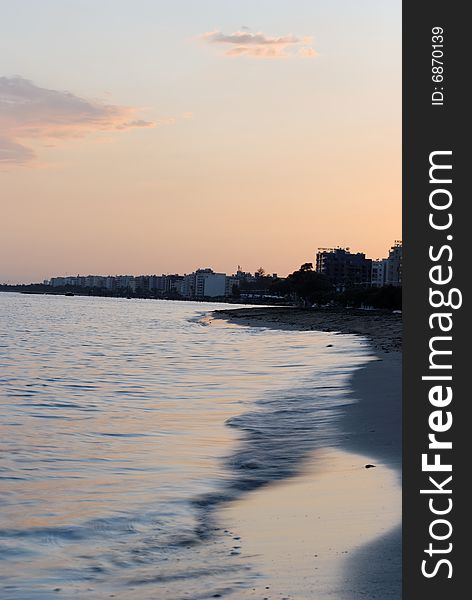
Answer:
[
  {"left": 4, "top": 239, "right": 400, "bottom": 288},
  {"left": 2, "top": 240, "right": 401, "bottom": 285},
  {"left": 1, "top": 1, "right": 401, "bottom": 283},
  {"left": 34, "top": 240, "right": 402, "bottom": 303}
]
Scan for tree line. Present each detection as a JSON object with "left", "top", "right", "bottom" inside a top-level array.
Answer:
[{"left": 246, "top": 263, "right": 402, "bottom": 310}]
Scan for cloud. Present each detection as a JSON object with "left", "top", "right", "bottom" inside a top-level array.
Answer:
[
  {"left": 0, "top": 76, "right": 158, "bottom": 166},
  {"left": 299, "top": 47, "right": 317, "bottom": 58},
  {"left": 199, "top": 30, "right": 317, "bottom": 59},
  {"left": 0, "top": 136, "right": 35, "bottom": 165}
]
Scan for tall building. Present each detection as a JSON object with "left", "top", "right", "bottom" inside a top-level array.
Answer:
[
  {"left": 181, "top": 269, "right": 226, "bottom": 298},
  {"left": 195, "top": 269, "right": 226, "bottom": 297},
  {"left": 315, "top": 248, "right": 372, "bottom": 290},
  {"left": 385, "top": 241, "right": 402, "bottom": 287},
  {"left": 371, "top": 260, "right": 386, "bottom": 287}
]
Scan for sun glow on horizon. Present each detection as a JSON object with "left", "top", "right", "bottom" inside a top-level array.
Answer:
[{"left": 0, "top": 0, "right": 401, "bottom": 284}]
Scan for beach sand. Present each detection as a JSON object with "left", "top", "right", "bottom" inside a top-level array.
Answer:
[
  {"left": 212, "top": 306, "right": 401, "bottom": 353},
  {"left": 210, "top": 307, "right": 402, "bottom": 599}
]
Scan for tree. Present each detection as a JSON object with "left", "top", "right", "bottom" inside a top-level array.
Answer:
[
  {"left": 299, "top": 262, "right": 313, "bottom": 272},
  {"left": 281, "top": 264, "right": 333, "bottom": 305}
]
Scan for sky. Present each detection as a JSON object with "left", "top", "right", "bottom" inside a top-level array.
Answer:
[{"left": 0, "top": 0, "right": 401, "bottom": 283}]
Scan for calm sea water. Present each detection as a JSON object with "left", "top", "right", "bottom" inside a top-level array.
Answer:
[{"left": 0, "top": 293, "right": 371, "bottom": 599}]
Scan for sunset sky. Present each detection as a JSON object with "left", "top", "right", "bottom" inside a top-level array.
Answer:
[{"left": 0, "top": 0, "right": 401, "bottom": 283}]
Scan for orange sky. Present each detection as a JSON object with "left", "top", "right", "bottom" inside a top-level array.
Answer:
[{"left": 0, "top": 1, "right": 401, "bottom": 283}]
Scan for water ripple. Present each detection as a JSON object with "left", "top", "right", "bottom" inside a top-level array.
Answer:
[{"left": 0, "top": 293, "right": 370, "bottom": 598}]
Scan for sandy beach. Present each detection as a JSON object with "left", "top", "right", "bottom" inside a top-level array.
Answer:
[
  {"left": 209, "top": 306, "right": 402, "bottom": 599},
  {"left": 212, "top": 307, "right": 402, "bottom": 353}
]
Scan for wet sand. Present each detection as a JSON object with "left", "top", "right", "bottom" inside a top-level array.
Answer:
[
  {"left": 210, "top": 307, "right": 402, "bottom": 599},
  {"left": 212, "top": 306, "right": 401, "bottom": 353}
]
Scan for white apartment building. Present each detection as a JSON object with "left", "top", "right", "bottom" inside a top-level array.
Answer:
[
  {"left": 371, "top": 260, "right": 386, "bottom": 287},
  {"left": 195, "top": 269, "right": 226, "bottom": 297},
  {"left": 370, "top": 241, "right": 402, "bottom": 288},
  {"left": 182, "top": 269, "right": 226, "bottom": 298}
]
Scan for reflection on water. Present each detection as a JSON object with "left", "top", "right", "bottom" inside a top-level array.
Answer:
[{"left": 0, "top": 293, "right": 370, "bottom": 599}]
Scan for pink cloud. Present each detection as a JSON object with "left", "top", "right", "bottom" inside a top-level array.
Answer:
[
  {"left": 0, "top": 76, "right": 158, "bottom": 166},
  {"left": 200, "top": 30, "right": 317, "bottom": 59},
  {"left": 299, "top": 47, "right": 317, "bottom": 58}
]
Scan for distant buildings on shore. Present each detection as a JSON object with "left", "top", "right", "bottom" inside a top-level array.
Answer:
[
  {"left": 45, "top": 267, "right": 278, "bottom": 300},
  {"left": 44, "top": 241, "right": 402, "bottom": 299},
  {"left": 315, "top": 241, "right": 402, "bottom": 291}
]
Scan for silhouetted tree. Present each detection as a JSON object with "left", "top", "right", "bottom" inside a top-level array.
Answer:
[
  {"left": 299, "top": 262, "right": 314, "bottom": 272},
  {"left": 277, "top": 264, "right": 334, "bottom": 305}
]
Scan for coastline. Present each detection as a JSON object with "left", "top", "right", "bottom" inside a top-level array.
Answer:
[
  {"left": 212, "top": 306, "right": 402, "bottom": 353},
  {"left": 209, "top": 306, "right": 402, "bottom": 599}
]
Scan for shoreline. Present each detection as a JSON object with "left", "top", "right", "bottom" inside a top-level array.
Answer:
[
  {"left": 0, "top": 288, "right": 278, "bottom": 307},
  {"left": 210, "top": 306, "right": 402, "bottom": 599},
  {"left": 212, "top": 306, "right": 402, "bottom": 353}
]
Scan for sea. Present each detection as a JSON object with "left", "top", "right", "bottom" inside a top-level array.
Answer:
[{"left": 0, "top": 292, "right": 372, "bottom": 599}]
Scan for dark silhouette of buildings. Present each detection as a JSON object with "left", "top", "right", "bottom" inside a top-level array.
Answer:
[{"left": 315, "top": 248, "right": 372, "bottom": 290}]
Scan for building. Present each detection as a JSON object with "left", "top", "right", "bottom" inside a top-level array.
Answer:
[
  {"left": 225, "top": 275, "right": 240, "bottom": 297},
  {"left": 181, "top": 269, "right": 227, "bottom": 298},
  {"left": 113, "top": 276, "right": 136, "bottom": 292},
  {"left": 50, "top": 276, "right": 67, "bottom": 287},
  {"left": 369, "top": 242, "right": 402, "bottom": 288},
  {"left": 181, "top": 269, "right": 226, "bottom": 298},
  {"left": 134, "top": 276, "right": 150, "bottom": 293},
  {"left": 195, "top": 269, "right": 226, "bottom": 298},
  {"left": 149, "top": 275, "right": 166, "bottom": 292},
  {"left": 371, "top": 260, "right": 386, "bottom": 287},
  {"left": 181, "top": 273, "right": 196, "bottom": 298},
  {"left": 385, "top": 241, "right": 402, "bottom": 287},
  {"left": 164, "top": 274, "right": 184, "bottom": 295},
  {"left": 84, "top": 275, "right": 107, "bottom": 289},
  {"left": 315, "top": 248, "right": 372, "bottom": 290}
]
